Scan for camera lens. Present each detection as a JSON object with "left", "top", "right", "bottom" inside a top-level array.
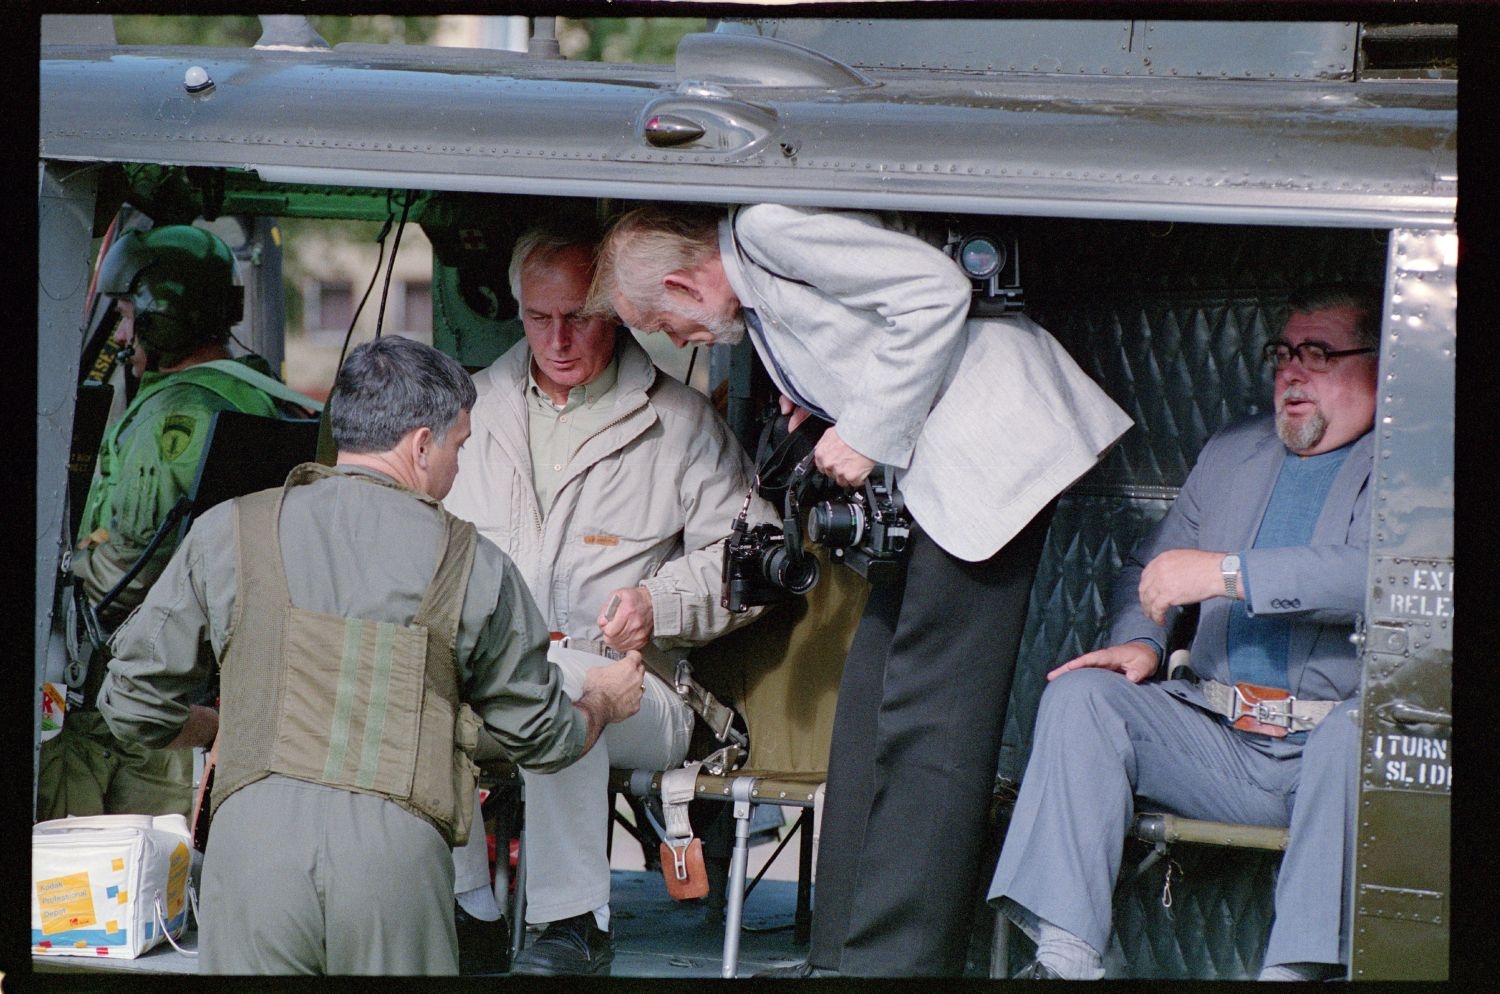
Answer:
[
  {"left": 809, "top": 500, "right": 865, "bottom": 549},
  {"left": 764, "top": 547, "right": 820, "bottom": 594},
  {"left": 959, "top": 234, "right": 1004, "bottom": 280}
]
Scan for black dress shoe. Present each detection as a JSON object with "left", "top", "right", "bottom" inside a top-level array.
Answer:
[
  {"left": 1013, "top": 958, "right": 1065, "bottom": 979},
  {"left": 510, "top": 912, "right": 614, "bottom": 976},
  {"left": 454, "top": 905, "right": 511, "bottom": 975},
  {"left": 755, "top": 959, "right": 841, "bottom": 978}
]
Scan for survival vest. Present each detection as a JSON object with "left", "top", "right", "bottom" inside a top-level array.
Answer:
[{"left": 210, "top": 463, "right": 483, "bottom": 846}]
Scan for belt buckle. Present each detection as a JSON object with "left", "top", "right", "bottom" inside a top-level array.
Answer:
[{"left": 1231, "top": 682, "right": 1293, "bottom": 738}]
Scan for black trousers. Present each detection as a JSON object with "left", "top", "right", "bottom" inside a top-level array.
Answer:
[{"left": 807, "top": 502, "right": 1054, "bottom": 976}]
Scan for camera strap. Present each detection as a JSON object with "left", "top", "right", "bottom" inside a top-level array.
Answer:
[{"left": 752, "top": 411, "right": 830, "bottom": 504}]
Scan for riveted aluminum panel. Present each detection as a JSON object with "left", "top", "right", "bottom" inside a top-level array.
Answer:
[
  {"left": 1348, "top": 228, "right": 1453, "bottom": 980},
  {"left": 727, "top": 18, "right": 1358, "bottom": 80},
  {"left": 1352, "top": 788, "right": 1451, "bottom": 977},
  {"left": 35, "top": 163, "right": 100, "bottom": 813},
  {"left": 40, "top": 39, "right": 1455, "bottom": 229},
  {"left": 1368, "top": 230, "right": 1456, "bottom": 561}
]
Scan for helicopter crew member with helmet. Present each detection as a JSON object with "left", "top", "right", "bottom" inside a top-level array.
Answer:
[{"left": 37, "top": 223, "right": 318, "bottom": 822}]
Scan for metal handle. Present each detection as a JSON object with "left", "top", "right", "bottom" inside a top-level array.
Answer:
[{"left": 1389, "top": 702, "right": 1452, "bottom": 727}]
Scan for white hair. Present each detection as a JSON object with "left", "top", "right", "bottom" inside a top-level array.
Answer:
[
  {"left": 507, "top": 228, "right": 599, "bottom": 309},
  {"left": 588, "top": 204, "right": 723, "bottom": 317}
]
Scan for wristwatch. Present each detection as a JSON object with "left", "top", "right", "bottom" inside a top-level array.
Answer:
[{"left": 1221, "top": 554, "right": 1241, "bottom": 599}]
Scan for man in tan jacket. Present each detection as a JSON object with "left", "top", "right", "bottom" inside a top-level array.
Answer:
[{"left": 444, "top": 225, "right": 777, "bottom": 975}]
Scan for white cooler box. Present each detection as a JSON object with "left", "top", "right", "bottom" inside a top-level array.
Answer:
[{"left": 32, "top": 813, "right": 194, "bottom": 959}]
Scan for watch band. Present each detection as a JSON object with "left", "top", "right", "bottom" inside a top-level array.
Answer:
[{"left": 1221, "top": 554, "right": 1241, "bottom": 599}]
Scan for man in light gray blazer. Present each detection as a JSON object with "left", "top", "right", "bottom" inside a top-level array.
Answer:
[
  {"left": 989, "top": 285, "right": 1381, "bottom": 982},
  {"left": 591, "top": 203, "right": 1132, "bottom": 977}
]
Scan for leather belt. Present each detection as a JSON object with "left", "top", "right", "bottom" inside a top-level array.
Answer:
[
  {"left": 1201, "top": 679, "right": 1337, "bottom": 738},
  {"left": 549, "top": 633, "right": 747, "bottom": 749}
]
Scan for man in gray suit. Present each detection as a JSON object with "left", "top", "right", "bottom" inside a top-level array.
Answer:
[
  {"left": 591, "top": 203, "right": 1132, "bottom": 977},
  {"left": 988, "top": 285, "right": 1381, "bottom": 982}
]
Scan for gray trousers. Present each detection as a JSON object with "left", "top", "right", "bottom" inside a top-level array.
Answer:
[
  {"left": 200, "top": 774, "right": 458, "bottom": 974},
  {"left": 988, "top": 668, "right": 1360, "bottom": 969}
]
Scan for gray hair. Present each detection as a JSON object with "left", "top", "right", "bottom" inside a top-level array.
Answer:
[
  {"left": 587, "top": 204, "right": 724, "bottom": 317},
  {"left": 507, "top": 223, "right": 601, "bottom": 307},
  {"left": 1287, "top": 283, "right": 1383, "bottom": 351},
  {"left": 330, "top": 336, "right": 477, "bottom": 453}
]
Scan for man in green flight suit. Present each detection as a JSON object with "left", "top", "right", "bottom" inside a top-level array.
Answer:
[{"left": 38, "top": 224, "right": 318, "bottom": 822}]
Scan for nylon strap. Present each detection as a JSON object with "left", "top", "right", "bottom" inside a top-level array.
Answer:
[
  {"left": 659, "top": 762, "right": 702, "bottom": 842},
  {"left": 1199, "top": 678, "right": 1338, "bottom": 733},
  {"left": 193, "top": 358, "right": 324, "bottom": 412}
]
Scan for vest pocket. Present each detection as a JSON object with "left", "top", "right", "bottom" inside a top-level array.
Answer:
[
  {"left": 402, "top": 693, "right": 472, "bottom": 846},
  {"left": 447, "top": 704, "right": 482, "bottom": 846},
  {"left": 271, "top": 607, "right": 426, "bottom": 798}
]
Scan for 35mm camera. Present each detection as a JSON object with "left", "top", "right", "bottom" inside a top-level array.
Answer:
[{"left": 722, "top": 455, "right": 912, "bottom": 613}]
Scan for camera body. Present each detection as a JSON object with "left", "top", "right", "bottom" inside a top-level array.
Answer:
[
  {"left": 722, "top": 521, "right": 820, "bottom": 614},
  {"left": 808, "top": 476, "right": 911, "bottom": 584},
  {"left": 942, "top": 223, "right": 1024, "bottom": 317},
  {"left": 721, "top": 455, "right": 913, "bottom": 612}
]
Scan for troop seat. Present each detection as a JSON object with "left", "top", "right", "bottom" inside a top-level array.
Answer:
[
  {"left": 608, "top": 768, "right": 825, "bottom": 806},
  {"left": 609, "top": 768, "right": 827, "bottom": 976},
  {"left": 1130, "top": 813, "right": 1289, "bottom": 852},
  {"left": 477, "top": 546, "right": 865, "bottom": 976},
  {"left": 604, "top": 547, "right": 867, "bottom": 977},
  {"left": 989, "top": 806, "right": 1291, "bottom": 979}
]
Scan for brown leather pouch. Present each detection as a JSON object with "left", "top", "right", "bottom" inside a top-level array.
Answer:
[
  {"left": 1232, "top": 682, "right": 1291, "bottom": 738},
  {"left": 660, "top": 838, "right": 710, "bottom": 900}
]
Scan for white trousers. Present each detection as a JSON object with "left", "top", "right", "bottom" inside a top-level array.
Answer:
[{"left": 451, "top": 645, "right": 694, "bottom": 923}]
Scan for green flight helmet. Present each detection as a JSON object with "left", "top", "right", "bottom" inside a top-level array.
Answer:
[{"left": 96, "top": 225, "right": 244, "bottom": 367}]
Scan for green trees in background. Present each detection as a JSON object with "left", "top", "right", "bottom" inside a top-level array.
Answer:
[
  {"left": 112, "top": 15, "right": 706, "bottom": 64},
  {"left": 563, "top": 17, "right": 708, "bottom": 63},
  {"left": 113, "top": 16, "right": 440, "bottom": 48}
]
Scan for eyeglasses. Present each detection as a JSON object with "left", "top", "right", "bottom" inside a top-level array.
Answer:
[{"left": 1262, "top": 340, "right": 1376, "bottom": 372}]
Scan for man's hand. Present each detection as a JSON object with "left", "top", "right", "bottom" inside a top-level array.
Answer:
[
  {"left": 1048, "top": 642, "right": 1158, "bottom": 684},
  {"left": 165, "top": 704, "right": 219, "bottom": 750},
  {"left": 814, "top": 426, "right": 876, "bottom": 488},
  {"left": 572, "top": 651, "right": 646, "bottom": 754},
  {"left": 599, "top": 586, "right": 654, "bottom": 652},
  {"left": 1139, "top": 548, "right": 1231, "bottom": 626},
  {"left": 778, "top": 394, "right": 813, "bottom": 433}
]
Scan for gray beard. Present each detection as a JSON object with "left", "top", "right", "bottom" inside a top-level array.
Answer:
[
  {"left": 711, "top": 312, "right": 747, "bottom": 346},
  {"left": 672, "top": 297, "right": 746, "bottom": 346},
  {"left": 1276, "top": 406, "right": 1327, "bottom": 451}
]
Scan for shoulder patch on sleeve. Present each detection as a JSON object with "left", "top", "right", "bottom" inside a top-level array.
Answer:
[{"left": 158, "top": 414, "right": 199, "bottom": 463}]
